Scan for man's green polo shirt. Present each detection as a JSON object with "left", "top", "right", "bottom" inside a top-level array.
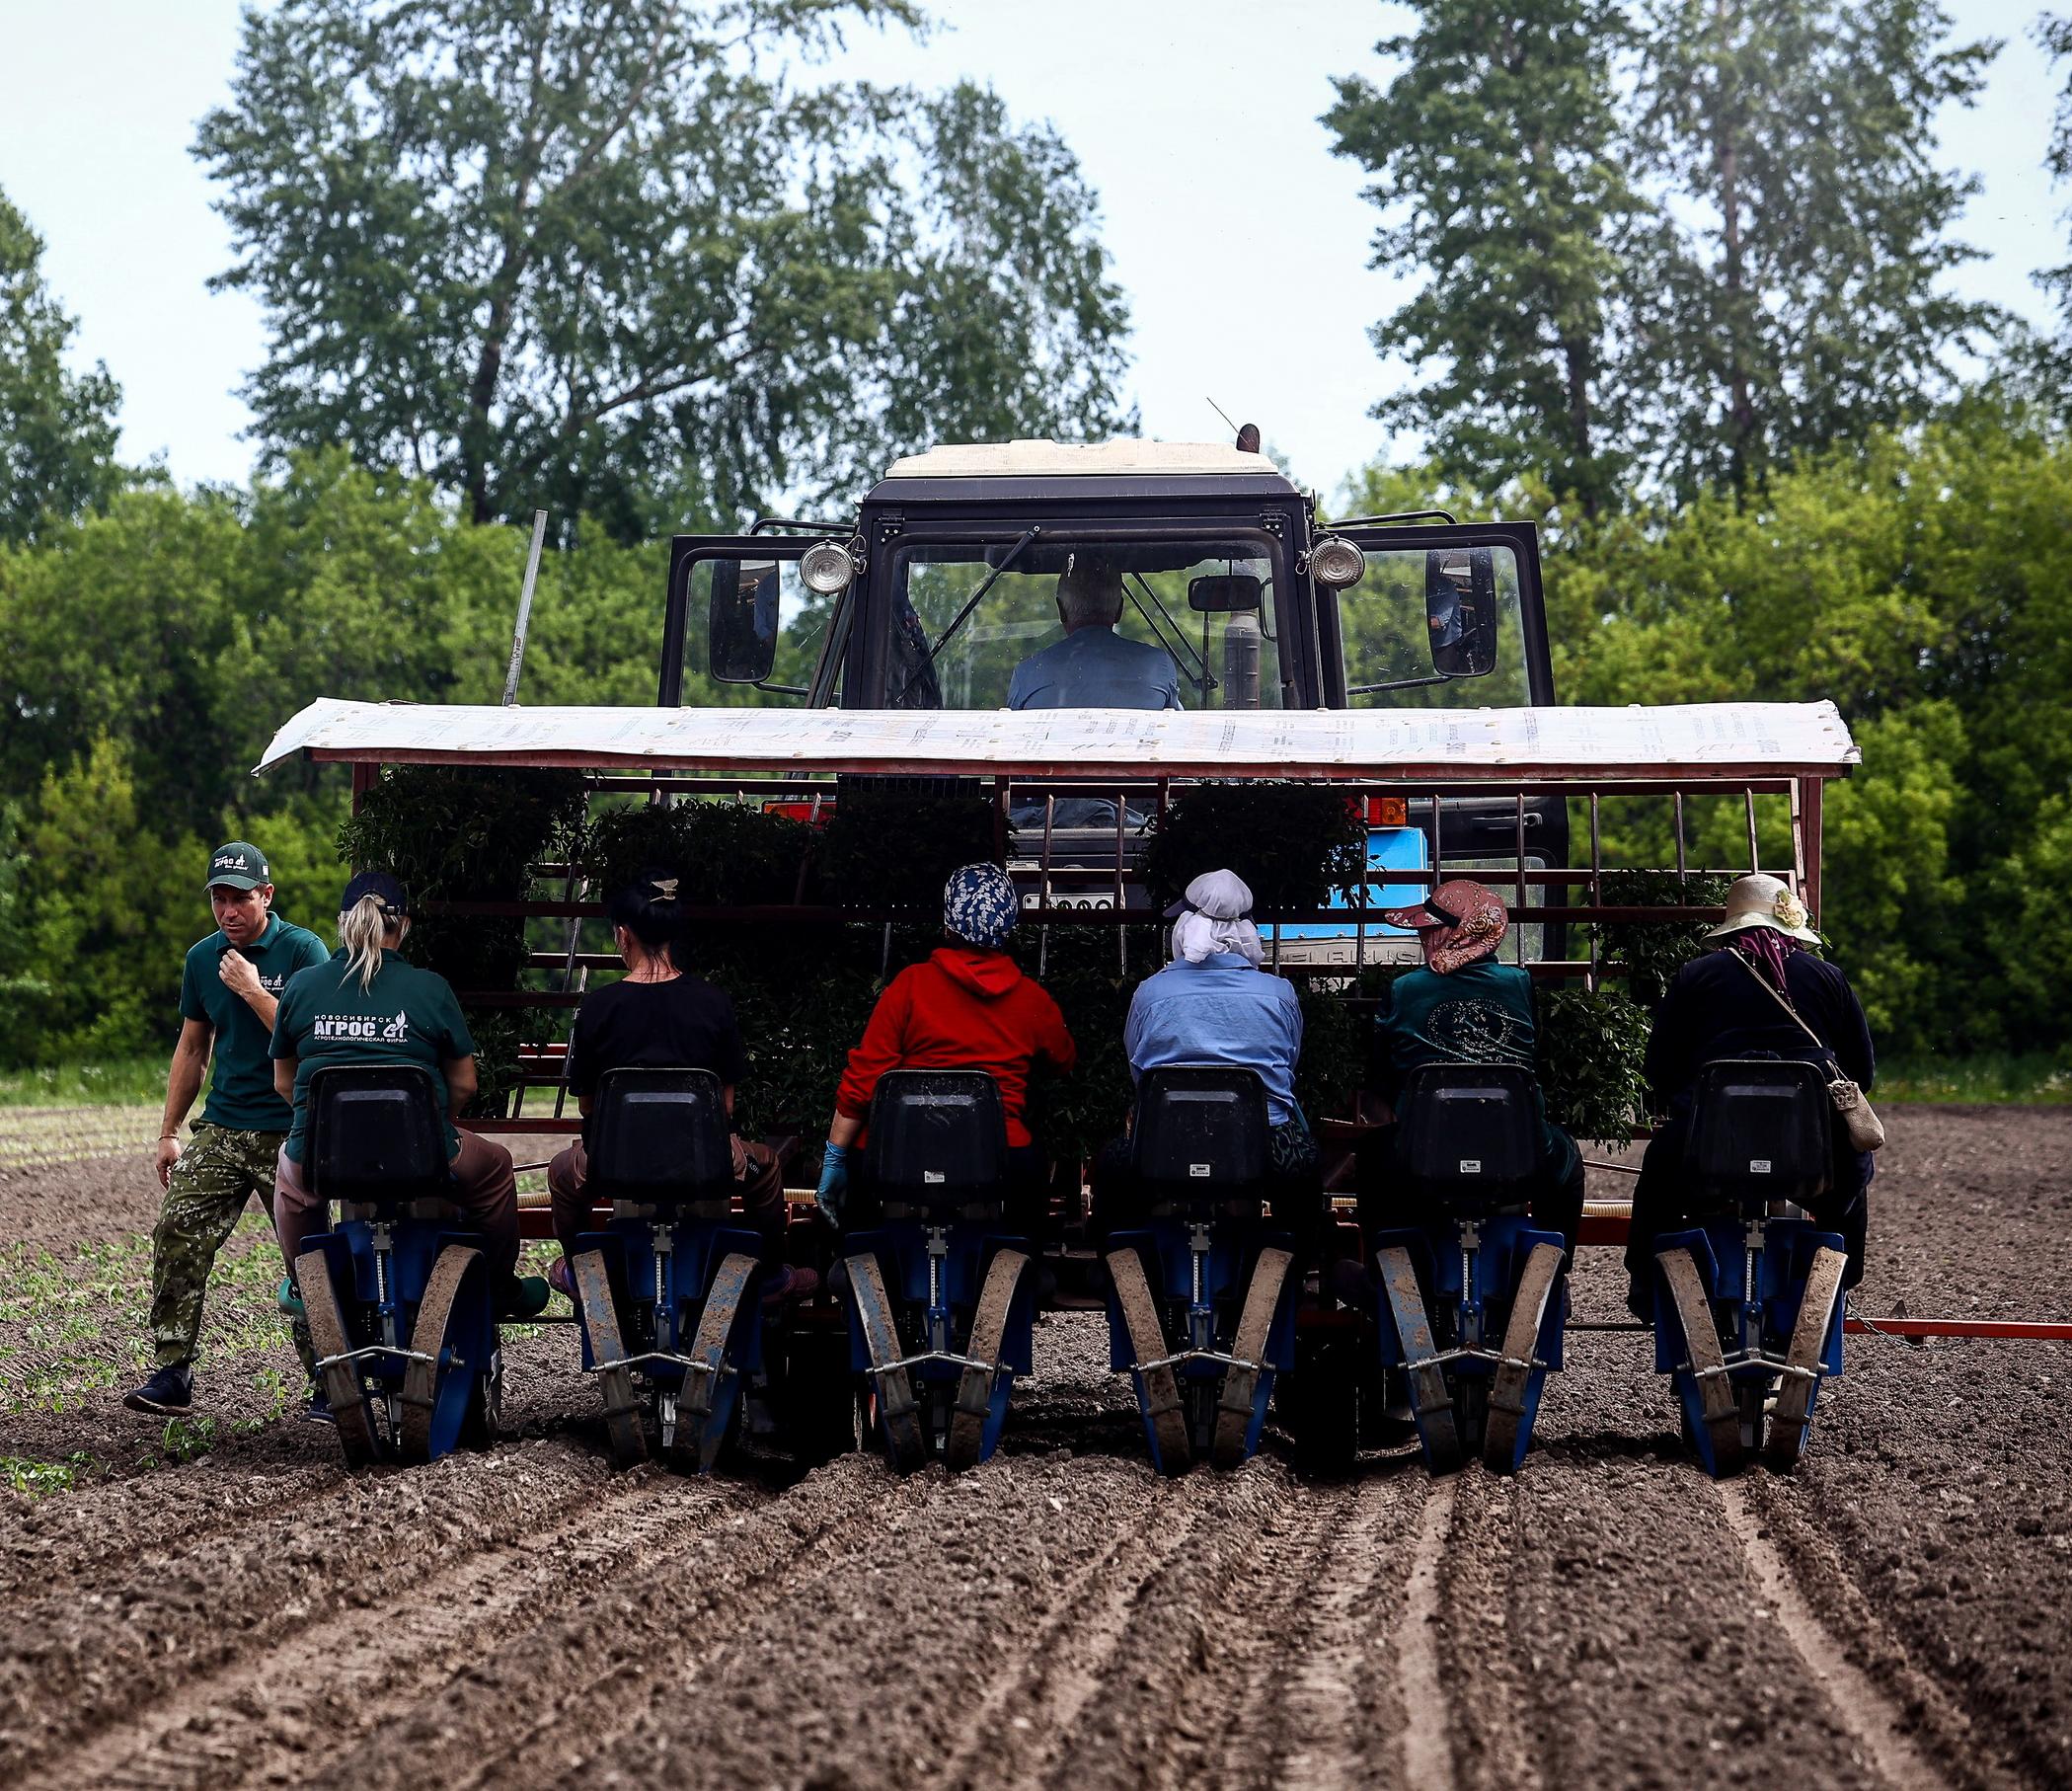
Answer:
[
  {"left": 179, "top": 912, "right": 331, "bottom": 1131},
  {"left": 270, "top": 950, "right": 477, "bottom": 1164}
]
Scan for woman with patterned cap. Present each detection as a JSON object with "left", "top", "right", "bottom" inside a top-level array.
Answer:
[
  {"left": 815, "top": 863, "right": 1076, "bottom": 1229},
  {"left": 1361, "top": 877, "right": 1584, "bottom": 1256},
  {"left": 1624, "top": 873, "right": 1876, "bottom": 1318}
]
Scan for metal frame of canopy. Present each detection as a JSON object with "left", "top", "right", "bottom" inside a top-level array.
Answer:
[{"left": 258, "top": 702, "right": 1853, "bottom": 1266}]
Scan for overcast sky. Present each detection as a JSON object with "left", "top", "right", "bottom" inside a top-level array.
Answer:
[{"left": 1, "top": 0, "right": 2063, "bottom": 502}]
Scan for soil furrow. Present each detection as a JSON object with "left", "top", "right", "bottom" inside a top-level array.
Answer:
[
  {"left": 1026, "top": 1464, "right": 1341, "bottom": 1791},
  {"left": 0, "top": 1446, "right": 622, "bottom": 1779},
  {"left": 1395, "top": 1474, "right": 1459, "bottom": 1791},
  {"left": 1718, "top": 1478, "right": 1961, "bottom": 1791},
  {"left": 0, "top": 1464, "right": 349, "bottom": 1606},
  {"left": 1434, "top": 1468, "right": 1545, "bottom": 1791},
  {"left": 29, "top": 1473, "right": 734, "bottom": 1789},
  {"left": 929, "top": 1470, "right": 1220, "bottom": 1789},
  {"left": 1190, "top": 1479, "right": 1373, "bottom": 1789},
  {"left": 1268, "top": 1468, "right": 1427, "bottom": 1789},
  {"left": 356, "top": 1453, "right": 924, "bottom": 1789}
]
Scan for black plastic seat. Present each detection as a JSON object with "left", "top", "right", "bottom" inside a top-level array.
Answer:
[
  {"left": 1131, "top": 1065, "right": 1270, "bottom": 1211},
  {"left": 865, "top": 1070, "right": 1008, "bottom": 1215},
  {"left": 587, "top": 1067, "right": 734, "bottom": 1212},
  {"left": 1393, "top": 1062, "right": 1539, "bottom": 1214},
  {"left": 1684, "top": 1058, "right": 1833, "bottom": 1211},
  {"left": 306, "top": 1062, "right": 458, "bottom": 1217}
]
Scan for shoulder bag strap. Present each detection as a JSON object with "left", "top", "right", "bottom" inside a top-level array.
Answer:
[{"left": 1728, "top": 950, "right": 1829, "bottom": 1053}]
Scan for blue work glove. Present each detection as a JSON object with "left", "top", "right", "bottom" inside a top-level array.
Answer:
[{"left": 815, "top": 1140, "right": 854, "bottom": 1226}]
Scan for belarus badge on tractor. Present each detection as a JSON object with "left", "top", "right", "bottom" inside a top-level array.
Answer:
[
  {"left": 1646, "top": 1059, "right": 1849, "bottom": 1475},
  {"left": 295, "top": 1064, "right": 502, "bottom": 1465},
  {"left": 838, "top": 1070, "right": 1040, "bottom": 1473},
  {"left": 1103, "top": 1067, "right": 1299, "bottom": 1473}
]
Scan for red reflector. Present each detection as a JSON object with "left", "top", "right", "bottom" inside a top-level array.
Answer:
[{"left": 760, "top": 800, "right": 834, "bottom": 824}]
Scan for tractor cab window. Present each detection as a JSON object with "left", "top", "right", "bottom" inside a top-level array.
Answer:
[
  {"left": 1335, "top": 542, "right": 1531, "bottom": 707},
  {"left": 883, "top": 536, "right": 1286, "bottom": 712}
]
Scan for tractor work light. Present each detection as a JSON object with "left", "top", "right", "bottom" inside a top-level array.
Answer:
[
  {"left": 1308, "top": 535, "right": 1366, "bottom": 589},
  {"left": 799, "top": 540, "right": 858, "bottom": 594}
]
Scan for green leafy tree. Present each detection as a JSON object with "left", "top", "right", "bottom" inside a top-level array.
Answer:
[
  {"left": 2033, "top": 14, "right": 2072, "bottom": 396},
  {"left": 195, "top": 0, "right": 1131, "bottom": 537},
  {"left": 16, "top": 736, "right": 207, "bottom": 1062},
  {"left": 1633, "top": 0, "right": 1999, "bottom": 497},
  {"left": 0, "top": 186, "right": 123, "bottom": 546},
  {"left": 1325, "top": 1, "right": 1646, "bottom": 520}
]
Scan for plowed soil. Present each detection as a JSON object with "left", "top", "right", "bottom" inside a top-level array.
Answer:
[{"left": 2, "top": 1105, "right": 2068, "bottom": 1789}]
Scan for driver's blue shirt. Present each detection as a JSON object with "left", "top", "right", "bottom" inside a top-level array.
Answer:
[
  {"left": 1008, "top": 627, "right": 1183, "bottom": 711},
  {"left": 1124, "top": 952, "right": 1303, "bottom": 1126}
]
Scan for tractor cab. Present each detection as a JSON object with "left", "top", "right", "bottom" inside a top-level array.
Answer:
[{"left": 659, "top": 439, "right": 1567, "bottom": 958}]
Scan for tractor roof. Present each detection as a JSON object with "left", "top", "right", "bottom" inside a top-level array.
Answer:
[{"left": 880, "top": 438, "right": 1287, "bottom": 481}]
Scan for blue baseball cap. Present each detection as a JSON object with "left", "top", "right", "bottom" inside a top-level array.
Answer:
[{"left": 341, "top": 869, "right": 409, "bottom": 916}]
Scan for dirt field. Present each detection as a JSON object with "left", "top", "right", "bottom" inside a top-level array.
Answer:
[{"left": 1, "top": 1104, "right": 2067, "bottom": 1789}]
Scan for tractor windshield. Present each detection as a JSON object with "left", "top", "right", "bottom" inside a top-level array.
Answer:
[{"left": 883, "top": 534, "right": 1289, "bottom": 712}]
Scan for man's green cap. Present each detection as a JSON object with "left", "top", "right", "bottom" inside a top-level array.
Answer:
[{"left": 205, "top": 841, "right": 269, "bottom": 892}]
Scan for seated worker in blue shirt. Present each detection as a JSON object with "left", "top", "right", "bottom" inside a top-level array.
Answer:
[
  {"left": 1091, "top": 869, "right": 1319, "bottom": 1235},
  {"left": 1007, "top": 554, "right": 1184, "bottom": 712}
]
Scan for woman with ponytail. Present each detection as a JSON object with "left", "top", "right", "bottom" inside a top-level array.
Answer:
[
  {"left": 545, "top": 869, "right": 791, "bottom": 1292},
  {"left": 269, "top": 871, "right": 546, "bottom": 1319}
]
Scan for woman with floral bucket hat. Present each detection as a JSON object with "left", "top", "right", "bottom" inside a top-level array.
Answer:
[{"left": 1623, "top": 873, "right": 1877, "bottom": 1319}]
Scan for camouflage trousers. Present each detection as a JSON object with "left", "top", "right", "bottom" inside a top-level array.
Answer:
[{"left": 150, "top": 1122, "right": 315, "bottom": 1375}]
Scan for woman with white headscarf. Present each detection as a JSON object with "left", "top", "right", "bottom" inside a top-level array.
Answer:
[{"left": 1095, "top": 869, "right": 1317, "bottom": 1232}]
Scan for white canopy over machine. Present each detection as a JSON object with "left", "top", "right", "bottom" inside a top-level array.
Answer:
[{"left": 256, "top": 698, "right": 1859, "bottom": 783}]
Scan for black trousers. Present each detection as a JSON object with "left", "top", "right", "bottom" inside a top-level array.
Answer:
[
  {"left": 1624, "top": 1113, "right": 1873, "bottom": 1314},
  {"left": 1350, "top": 1123, "right": 1585, "bottom": 1266}
]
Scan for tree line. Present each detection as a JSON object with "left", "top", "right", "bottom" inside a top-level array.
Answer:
[{"left": 3, "top": 0, "right": 2072, "bottom": 1070}]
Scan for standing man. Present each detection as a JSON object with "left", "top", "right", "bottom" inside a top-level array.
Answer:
[{"left": 126, "top": 841, "right": 331, "bottom": 1416}]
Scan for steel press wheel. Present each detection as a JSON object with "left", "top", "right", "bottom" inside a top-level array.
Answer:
[
  {"left": 1657, "top": 1247, "right": 1742, "bottom": 1475},
  {"left": 1483, "top": 1241, "right": 1564, "bottom": 1475},
  {"left": 946, "top": 1248, "right": 1029, "bottom": 1472},
  {"left": 399, "top": 1245, "right": 489, "bottom": 1465},
  {"left": 1107, "top": 1246, "right": 1191, "bottom": 1474},
  {"left": 1212, "top": 1246, "right": 1294, "bottom": 1469},
  {"left": 572, "top": 1250, "right": 648, "bottom": 1468},
  {"left": 1763, "top": 1245, "right": 1847, "bottom": 1473},
  {"left": 299, "top": 1247, "right": 382, "bottom": 1468},
  {"left": 678, "top": 1251, "right": 758, "bottom": 1473},
  {"left": 1376, "top": 1246, "right": 1463, "bottom": 1474},
  {"left": 844, "top": 1251, "right": 928, "bottom": 1473}
]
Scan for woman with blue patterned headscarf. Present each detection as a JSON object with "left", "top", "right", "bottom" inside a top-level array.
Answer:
[{"left": 814, "top": 864, "right": 1076, "bottom": 1224}]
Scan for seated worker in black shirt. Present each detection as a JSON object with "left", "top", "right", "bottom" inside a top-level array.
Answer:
[
  {"left": 546, "top": 870, "right": 792, "bottom": 1293},
  {"left": 1625, "top": 873, "right": 1877, "bottom": 1317}
]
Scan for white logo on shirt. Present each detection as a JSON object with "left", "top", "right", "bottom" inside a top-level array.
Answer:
[{"left": 312, "top": 1010, "right": 412, "bottom": 1042}]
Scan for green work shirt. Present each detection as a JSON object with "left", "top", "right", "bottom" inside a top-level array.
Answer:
[
  {"left": 269, "top": 949, "right": 477, "bottom": 1164},
  {"left": 1371, "top": 959, "right": 1578, "bottom": 1181},
  {"left": 178, "top": 912, "right": 330, "bottom": 1131}
]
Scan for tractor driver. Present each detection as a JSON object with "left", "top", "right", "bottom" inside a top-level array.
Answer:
[{"left": 1007, "top": 554, "right": 1183, "bottom": 712}]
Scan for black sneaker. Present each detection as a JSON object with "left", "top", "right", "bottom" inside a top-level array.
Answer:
[
  {"left": 301, "top": 1384, "right": 336, "bottom": 1425},
  {"left": 124, "top": 1363, "right": 193, "bottom": 1415}
]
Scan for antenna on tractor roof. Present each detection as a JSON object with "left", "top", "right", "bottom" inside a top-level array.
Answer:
[{"left": 1205, "top": 396, "right": 1260, "bottom": 454}]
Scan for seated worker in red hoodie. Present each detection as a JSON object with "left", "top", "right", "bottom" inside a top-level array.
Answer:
[{"left": 815, "top": 863, "right": 1075, "bottom": 1231}]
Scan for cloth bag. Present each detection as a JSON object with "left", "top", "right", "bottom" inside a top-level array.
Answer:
[{"left": 1731, "top": 955, "right": 1885, "bottom": 1153}]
